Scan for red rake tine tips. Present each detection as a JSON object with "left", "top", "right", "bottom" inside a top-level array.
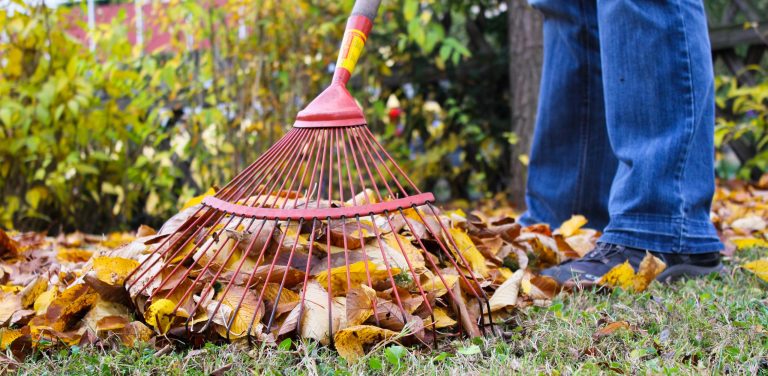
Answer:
[{"left": 125, "top": 0, "right": 496, "bottom": 348}]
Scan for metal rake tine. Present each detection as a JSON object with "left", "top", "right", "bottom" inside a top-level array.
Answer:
[
  {"left": 157, "top": 214, "right": 243, "bottom": 302},
  {"left": 195, "top": 218, "right": 281, "bottom": 337},
  {"left": 368, "top": 213, "right": 410, "bottom": 326},
  {"left": 398, "top": 208, "right": 465, "bottom": 331},
  {"left": 338, "top": 129, "right": 380, "bottom": 324},
  {"left": 353, "top": 126, "right": 408, "bottom": 197},
  {"left": 216, "top": 128, "right": 301, "bottom": 199},
  {"left": 384, "top": 210, "right": 437, "bottom": 346},
  {"left": 360, "top": 126, "right": 423, "bottom": 194},
  {"left": 410, "top": 206, "right": 487, "bottom": 335},
  {"left": 181, "top": 216, "right": 267, "bottom": 333},
  {"left": 125, "top": 205, "right": 212, "bottom": 291},
  {"left": 172, "top": 216, "right": 253, "bottom": 332},
  {"left": 425, "top": 203, "right": 495, "bottom": 334},
  {"left": 326, "top": 216, "right": 335, "bottom": 348},
  {"left": 296, "top": 218, "right": 320, "bottom": 342},
  {"left": 203, "top": 126, "right": 313, "bottom": 331},
  {"left": 253, "top": 218, "right": 305, "bottom": 337},
  {"left": 139, "top": 211, "right": 226, "bottom": 302}
]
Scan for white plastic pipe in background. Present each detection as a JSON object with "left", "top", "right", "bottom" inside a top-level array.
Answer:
[
  {"left": 87, "top": 0, "right": 95, "bottom": 51},
  {"left": 135, "top": 0, "right": 144, "bottom": 53}
]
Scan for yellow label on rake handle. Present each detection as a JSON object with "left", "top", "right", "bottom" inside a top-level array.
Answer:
[{"left": 337, "top": 29, "right": 366, "bottom": 74}]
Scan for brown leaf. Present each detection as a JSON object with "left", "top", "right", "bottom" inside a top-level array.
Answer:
[
  {"left": 42, "top": 284, "right": 99, "bottom": 332},
  {"left": 451, "top": 283, "right": 480, "bottom": 337},
  {"left": 0, "top": 230, "right": 20, "bottom": 259},
  {"left": 0, "top": 292, "right": 22, "bottom": 326},
  {"left": 346, "top": 285, "right": 377, "bottom": 326},
  {"left": 299, "top": 281, "right": 346, "bottom": 345},
  {"left": 593, "top": 321, "right": 630, "bottom": 340},
  {"left": 19, "top": 276, "right": 47, "bottom": 308}
]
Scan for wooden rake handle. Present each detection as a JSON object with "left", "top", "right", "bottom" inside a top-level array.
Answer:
[{"left": 332, "top": 0, "right": 383, "bottom": 85}]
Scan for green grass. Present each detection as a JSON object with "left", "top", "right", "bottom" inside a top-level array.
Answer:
[{"left": 8, "top": 248, "right": 768, "bottom": 375}]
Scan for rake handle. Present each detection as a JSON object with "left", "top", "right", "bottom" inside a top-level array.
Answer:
[
  {"left": 351, "top": 0, "right": 382, "bottom": 21},
  {"left": 332, "top": 0, "right": 383, "bottom": 85}
]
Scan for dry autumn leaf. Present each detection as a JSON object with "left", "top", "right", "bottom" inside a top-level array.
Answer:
[
  {"left": 334, "top": 325, "right": 398, "bottom": 362},
  {"left": 91, "top": 256, "right": 140, "bottom": 286},
  {"left": 299, "top": 281, "right": 346, "bottom": 345},
  {"left": 593, "top": 321, "right": 630, "bottom": 340},
  {"left": 346, "top": 285, "right": 377, "bottom": 326},
  {"left": 489, "top": 269, "right": 524, "bottom": 311},
  {"left": 445, "top": 227, "right": 490, "bottom": 277},
  {"left": 743, "top": 259, "right": 768, "bottom": 282},
  {"left": 558, "top": 215, "right": 588, "bottom": 237},
  {"left": 315, "top": 261, "right": 397, "bottom": 295},
  {"left": 599, "top": 253, "right": 667, "bottom": 292}
]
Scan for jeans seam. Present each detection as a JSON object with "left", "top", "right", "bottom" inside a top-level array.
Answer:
[
  {"left": 672, "top": 0, "right": 697, "bottom": 252},
  {"left": 573, "top": 0, "right": 590, "bottom": 216}
]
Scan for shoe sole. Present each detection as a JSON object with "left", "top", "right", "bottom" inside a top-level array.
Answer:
[{"left": 655, "top": 262, "right": 724, "bottom": 283}]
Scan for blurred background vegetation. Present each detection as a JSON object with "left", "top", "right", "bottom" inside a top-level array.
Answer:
[{"left": 0, "top": 0, "right": 766, "bottom": 233}]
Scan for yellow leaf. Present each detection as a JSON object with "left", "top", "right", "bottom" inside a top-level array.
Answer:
[
  {"left": 92, "top": 256, "right": 139, "bottom": 286},
  {"left": 599, "top": 261, "right": 635, "bottom": 290},
  {"left": 99, "top": 232, "right": 135, "bottom": 249},
  {"left": 0, "top": 285, "right": 21, "bottom": 293},
  {"left": 598, "top": 253, "right": 666, "bottom": 292},
  {"left": 315, "top": 261, "right": 397, "bottom": 295},
  {"left": 334, "top": 325, "right": 398, "bottom": 362},
  {"left": 446, "top": 228, "right": 490, "bottom": 277},
  {"left": 19, "top": 276, "right": 48, "bottom": 308},
  {"left": 181, "top": 187, "right": 216, "bottom": 210},
  {"left": 34, "top": 289, "right": 56, "bottom": 315},
  {"left": 633, "top": 253, "right": 667, "bottom": 291},
  {"left": 0, "top": 328, "right": 22, "bottom": 350},
  {"left": 743, "top": 259, "right": 768, "bottom": 282},
  {"left": 57, "top": 248, "right": 93, "bottom": 263},
  {"left": 144, "top": 298, "right": 186, "bottom": 334},
  {"left": 423, "top": 307, "right": 457, "bottom": 329},
  {"left": 498, "top": 267, "right": 513, "bottom": 281},
  {"left": 421, "top": 273, "right": 458, "bottom": 297},
  {"left": 733, "top": 238, "right": 768, "bottom": 250},
  {"left": 210, "top": 286, "right": 265, "bottom": 339},
  {"left": 558, "top": 215, "right": 588, "bottom": 237}
]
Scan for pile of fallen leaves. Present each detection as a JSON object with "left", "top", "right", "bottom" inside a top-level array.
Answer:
[
  {"left": 711, "top": 176, "right": 768, "bottom": 281},
  {"left": 1, "top": 176, "right": 766, "bottom": 362}
]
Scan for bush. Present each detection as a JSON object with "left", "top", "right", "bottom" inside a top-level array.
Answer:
[
  {"left": 1, "top": 1, "right": 504, "bottom": 232},
  {"left": 715, "top": 70, "right": 768, "bottom": 180}
]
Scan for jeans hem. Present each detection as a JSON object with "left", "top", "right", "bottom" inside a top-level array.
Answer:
[{"left": 601, "top": 214, "right": 723, "bottom": 254}]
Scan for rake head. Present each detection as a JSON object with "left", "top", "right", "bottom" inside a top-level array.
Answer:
[{"left": 124, "top": 0, "right": 494, "bottom": 348}]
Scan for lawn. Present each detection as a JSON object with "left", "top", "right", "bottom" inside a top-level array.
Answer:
[{"left": 9, "top": 246, "right": 767, "bottom": 376}]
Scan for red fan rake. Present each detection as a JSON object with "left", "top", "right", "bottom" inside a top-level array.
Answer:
[{"left": 124, "top": 0, "right": 493, "bottom": 348}]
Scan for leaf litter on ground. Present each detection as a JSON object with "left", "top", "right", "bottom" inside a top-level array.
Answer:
[{"left": 1, "top": 175, "right": 767, "bottom": 362}]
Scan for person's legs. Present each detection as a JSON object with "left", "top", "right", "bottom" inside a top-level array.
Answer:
[
  {"left": 597, "top": 0, "right": 723, "bottom": 254},
  {"left": 542, "top": 0, "right": 723, "bottom": 284},
  {"left": 518, "top": 0, "right": 617, "bottom": 230}
]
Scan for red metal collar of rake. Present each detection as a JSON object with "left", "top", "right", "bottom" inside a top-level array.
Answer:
[{"left": 293, "top": 15, "right": 371, "bottom": 129}]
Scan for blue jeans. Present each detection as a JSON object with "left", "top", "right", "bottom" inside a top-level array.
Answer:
[{"left": 518, "top": 0, "right": 723, "bottom": 254}]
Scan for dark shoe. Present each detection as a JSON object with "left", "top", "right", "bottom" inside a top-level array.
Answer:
[{"left": 541, "top": 243, "right": 723, "bottom": 285}]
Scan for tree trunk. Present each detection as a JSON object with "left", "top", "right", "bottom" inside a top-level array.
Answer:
[{"left": 508, "top": 0, "right": 543, "bottom": 209}]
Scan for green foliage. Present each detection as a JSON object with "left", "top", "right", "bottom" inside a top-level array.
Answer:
[
  {"left": 0, "top": 0, "right": 507, "bottom": 232},
  {"left": 715, "top": 70, "right": 768, "bottom": 180}
]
